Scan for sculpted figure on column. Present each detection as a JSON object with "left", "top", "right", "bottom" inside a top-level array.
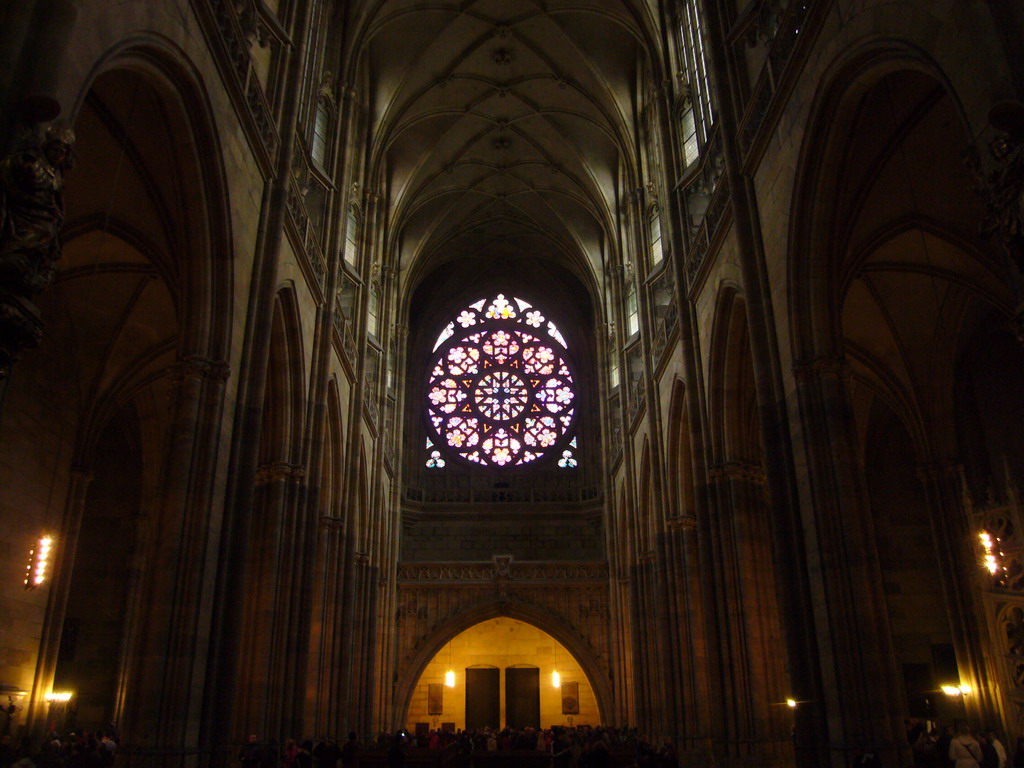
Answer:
[{"left": 0, "top": 122, "right": 76, "bottom": 297}]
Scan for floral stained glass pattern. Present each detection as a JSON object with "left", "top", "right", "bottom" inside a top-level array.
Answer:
[{"left": 426, "top": 294, "right": 578, "bottom": 467}]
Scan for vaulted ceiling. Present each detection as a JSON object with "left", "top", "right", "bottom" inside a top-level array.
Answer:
[{"left": 351, "top": 0, "right": 657, "bottom": 288}]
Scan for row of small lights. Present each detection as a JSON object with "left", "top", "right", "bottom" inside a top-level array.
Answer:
[
  {"left": 21, "top": 539, "right": 69, "bottom": 705},
  {"left": 24, "top": 535, "right": 54, "bottom": 590}
]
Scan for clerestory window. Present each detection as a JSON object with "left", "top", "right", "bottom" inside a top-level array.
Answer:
[{"left": 677, "top": 0, "right": 715, "bottom": 166}]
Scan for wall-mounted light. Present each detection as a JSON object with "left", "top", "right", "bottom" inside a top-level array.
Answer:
[
  {"left": 978, "top": 532, "right": 1006, "bottom": 576},
  {"left": 941, "top": 684, "right": 971, "bottom": 697},
  {"left": 45, "top": 692, "right": 73, "bottom": 703},
  {"left": 24, "top": 535, "right": 54, "bottom": 590},
  {"left": 552, "top": 671, "right": 560, "bottom": 688},
  {"left": 786, "top": 698, "right": 797, "bottom": 709},
  {"left": 445, "top": 670, "right": 455, "bottom": 688}
]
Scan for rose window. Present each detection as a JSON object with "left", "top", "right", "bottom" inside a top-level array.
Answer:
[{"left": 426, "top": 294, "right": 578, "bottom": 468}]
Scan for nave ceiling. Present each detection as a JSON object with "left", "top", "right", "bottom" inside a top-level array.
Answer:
[{"left": 348, "top": 0, "right": 654, "bottom": 289}]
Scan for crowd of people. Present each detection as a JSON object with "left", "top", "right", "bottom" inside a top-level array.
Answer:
[
  {"left": 0, "top": 730, "right": 118, "bottom": 767},
  {"left": 237, "top": 725, "right": 657, "bottom": 768},
  {"left": 8, "top": 719, "right": 1024, "bottom": 767},
  {"left": 899, "top": 719, "right": 1024, "bottom": 768}
]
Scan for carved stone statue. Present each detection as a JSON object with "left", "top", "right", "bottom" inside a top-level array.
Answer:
[
  {"left": 0, "top": 119, "right": 75, "bottom": 376},
  {"left": 980, "top": 134, "right": 1024, "bottom": 271},
  {"left": 0, "top": 121, "right": 75, "bottom": 297}
]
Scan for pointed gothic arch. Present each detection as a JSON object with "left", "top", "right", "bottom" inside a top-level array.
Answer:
[{"left": 392, "top": 600, "right": 613, "bottom": 732}]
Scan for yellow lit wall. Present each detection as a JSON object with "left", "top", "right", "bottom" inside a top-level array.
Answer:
[{"left": 406, "top": 617, "right": 600, "bottom": 732}]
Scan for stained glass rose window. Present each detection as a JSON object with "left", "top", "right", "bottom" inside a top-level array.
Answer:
[{"left": 426, "top": 294, "right": 578, "bottom": 468}]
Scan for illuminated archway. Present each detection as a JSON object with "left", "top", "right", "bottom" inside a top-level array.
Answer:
[
  {"left": 405, "top": 617, "right": 599, "bottom": 732},
  {"left": 395, "top": 603, "right": 611, "bottom": 732}
]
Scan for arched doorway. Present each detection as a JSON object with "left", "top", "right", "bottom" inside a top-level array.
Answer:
[{"left": 404, "top": 617, "right": 600, "bottom": 733}]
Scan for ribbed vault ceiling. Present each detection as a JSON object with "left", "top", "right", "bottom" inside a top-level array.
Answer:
[{"left": 355, "top": 0, "right": 652, "bottom": 286}]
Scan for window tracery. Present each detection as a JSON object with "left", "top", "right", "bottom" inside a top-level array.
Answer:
[{"left": 425, "top": 294, "right": 578, "bottom": 468}]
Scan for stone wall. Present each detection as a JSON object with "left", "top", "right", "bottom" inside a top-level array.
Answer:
[{"left": 401, "top": 517, "right": 604, "bottom": 562}]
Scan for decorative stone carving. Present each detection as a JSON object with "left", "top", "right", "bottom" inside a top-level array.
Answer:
[
  {"left": 168, "top": 355, "right": 231, "bottom": 384},
  {"left": 396, "top": 560, "right": 609, "bottom": 583},
  {"left": 666, "top": 515, "right": 697, "bottom": 532},
  {"left": 1002, "top": 606, "right": 1024, "bottom": 687},
  {"left": 254, "top": 462, "right": 306, "bottom": 486},
  {"left": 969, "top": 101, "right": 1024, "bottom": 277},
  {"left": 709, "top": 460, "right": 767, "bottom": 485},
  {"left": 742, "top": 0, "right": 784, "bottom": 47},
  {"left": 0, "top": 121, "right": 73, "bottom": 294},
  {"left": 0, "top": 119, "right": 75, "bottom": 374}
]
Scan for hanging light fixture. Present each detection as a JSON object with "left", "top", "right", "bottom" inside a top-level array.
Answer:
[
  {"left": 445, "top": 641, "right": 455, "bottom": 687},
  {"left": 552, "top": 670, "right": 560, "bottom": 688}
]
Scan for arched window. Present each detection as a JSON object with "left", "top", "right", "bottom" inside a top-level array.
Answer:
[
  {"left": 426, "top": 294, "right": 578, "bottom": 468},
  {"left": 311, "top": 98, "right": 331, "bottom": 167},
  {"left": 344, "top": 207, "right": 359, "bottom": 268},
  {"left": 648, "top": 206, "right": 663, "bottom": 266},
  {"left": 677, "top": 0, "right": 714, "bottom": 166},
  {"left": 367, "top": 282, "right": 380, "bottom": 339},
  {"left": 625, "top": 281, "right": 639, "bottom": 338}
]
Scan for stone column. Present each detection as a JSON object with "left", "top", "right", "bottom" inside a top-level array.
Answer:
[
  {"left": 792, "top": 355, "right": 907, "bottom": 765},
  {"left": 237, "top": 461, "right": 307, "bottom": 740},
  {"left": 120, "top": 354, "right": 230, "bottom": 767},
  {"left": 697, "top": 1, "right": 829, "bottom": 763},
  {"left": 667, "top": 515, "right": 711, "bottom": 755},
  {"left": 201, "top": 0, "right": 315, "bottom": 754}
]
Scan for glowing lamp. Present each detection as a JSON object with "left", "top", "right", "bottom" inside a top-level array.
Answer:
[
  {"left": 24, "top": 536, "right": 54, "bottom": 590},
  {"left": 941, "top": 684, "right": 970, "bottom": 696},
  {"left": 786, "top": 698, "right": 797, "bottom": 709},
  {"left": 445, "top": 670, "right": 455, "bottom": 688},
  {"left": 552, "top": 671, "right": 560, "bottom": 688},
  {"left": 979, "top": 532, "right": 1002, "bottom": 575},
  {"left": 45, "top": 692, "right": 73, "bottom": 703}
]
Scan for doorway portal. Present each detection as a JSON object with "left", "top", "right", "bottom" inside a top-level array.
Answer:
[
  {"left": 465, "top": 667, "right": 500, "bottom": 731},
  {"left": 505, "top": 667, "right": 540, "bottom": 729},
  {"left": 405, "top": 617, "right": 599, "bottom": 732}
]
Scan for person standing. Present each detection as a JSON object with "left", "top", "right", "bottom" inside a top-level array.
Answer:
[
  {"left": 341, "top": 732, "right": 361, "bottom": 768},
  {"left": 239, "top": 735, "right": 261, "bottom": 768},
  {"left": 988, "top": 731, "right": 1008, "bottom": 768},
  {"left": 950, "top": 724, "right": 983, "bottom": 768}
]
